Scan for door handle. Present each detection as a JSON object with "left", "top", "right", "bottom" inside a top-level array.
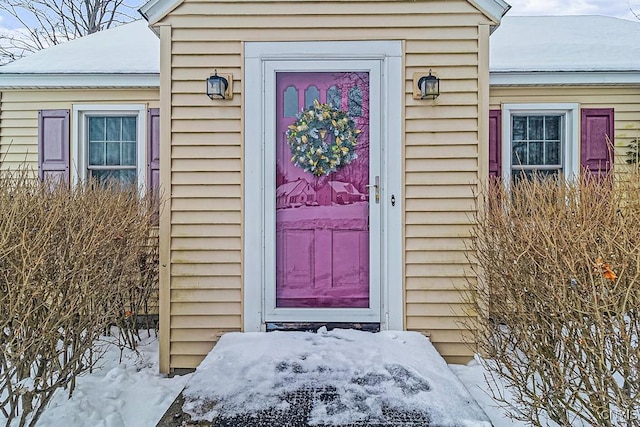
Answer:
[{"left": 365, "top": 176, "right": 380, "bottom": 204}]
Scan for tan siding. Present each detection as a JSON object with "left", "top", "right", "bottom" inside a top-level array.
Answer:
[
  {"left": 163, "top": 0, "right": 491, "bottom": 370},
  {"left": 172, "top": 275, "right": 241, "bottom": 289},
  {"left": 489, "top": 86, "right": 640, "bottom": 165},
  {"left": 0, "top": 89, "right": 159, "bottom": 171}
]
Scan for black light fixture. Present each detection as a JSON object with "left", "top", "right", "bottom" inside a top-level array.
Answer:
[
  {"left": 418, "top": 70, "right": 440, "bottom": 100},
  {"left": 206, "top": 70, "right": 229, "bottom": 99}
]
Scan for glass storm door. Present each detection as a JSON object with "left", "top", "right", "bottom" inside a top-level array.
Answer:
[{"left": 266, "top": 63, "right": 381, "bottom": 323}]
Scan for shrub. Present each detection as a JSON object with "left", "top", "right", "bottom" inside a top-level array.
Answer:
[
  {"left": 470, "top": 170, "right": 640, "bottom": 426},
  {"left": 0, "top": 169, "right": 158, "bottom": 427}
]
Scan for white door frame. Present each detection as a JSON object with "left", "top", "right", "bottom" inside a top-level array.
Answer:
[{"left": 244, "top": 41, "right": 403, "bottom": 331}]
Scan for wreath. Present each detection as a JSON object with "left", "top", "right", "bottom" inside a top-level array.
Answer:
[{"left": 286, "top": 99, "right": 361, "bottom": 177}]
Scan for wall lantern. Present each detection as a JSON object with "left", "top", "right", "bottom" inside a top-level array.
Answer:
[
  {"left": 206, "top": 70, "right": 229, "bottom": 99},
  {"left": 417, "top": 70, "right": 440, "bottom": 100}
]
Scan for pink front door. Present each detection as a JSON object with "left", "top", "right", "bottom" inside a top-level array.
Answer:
[{"left": 275, "top": 72, "right": 371, "bottom": 309}]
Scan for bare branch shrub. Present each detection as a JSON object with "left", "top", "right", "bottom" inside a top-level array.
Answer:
[
  {"left": 470, "top": 170, "right": 640, "bottom": 426},
  {"left": 0, "top": 169, "right": 158, "bottom": 427}
]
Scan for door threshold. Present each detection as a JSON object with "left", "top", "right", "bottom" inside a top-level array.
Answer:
[{"left": 266, "top": 322, "right": 380, "bottom": 333}]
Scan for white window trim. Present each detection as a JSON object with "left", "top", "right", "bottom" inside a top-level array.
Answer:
[
  {"left": 72, "top": 104, "right": 147, "bottom": 190},
  {"left": 502, "top": 103, "right": 580, "bottom": 182},
  {"left": 244, "top": 41, "right": 403, "bottom": 332}
]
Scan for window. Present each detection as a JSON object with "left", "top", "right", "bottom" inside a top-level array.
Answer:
[
  {"left": 73, "top": 104, "right": 146, "bottom": 188},
  {"left": 88, "top": 116, "right": 137, "bottom": 185},
  {"left": 502, "top": 104, "right": 579, "bottom": 182}
]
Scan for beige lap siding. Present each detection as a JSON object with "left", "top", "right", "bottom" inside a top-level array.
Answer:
[
  {"left": 160, "top": 0, "right": 493, "bottom": 371},
  {"left": 0, "top": 89, "right": 159, "bottom": 171},
  {"left": 490, "top": 86, "right": 640, "bottom": 166}
]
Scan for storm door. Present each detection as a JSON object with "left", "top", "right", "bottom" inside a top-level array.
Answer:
[{"left": 264, "top": 62, "right": 381, "bottom": 323}]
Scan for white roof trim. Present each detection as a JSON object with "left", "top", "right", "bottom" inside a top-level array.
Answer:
[
  {"left": 468, "top": 0, "right": 511, "bottom": 23},
  {"left": 139, "top": 0, "right": 510, "bottom": 25},
  {"left": 0, "top": 73, "right": 159, "bottom": 89},
  {"left": 490, "top": 71, "right": 640, "bottom": 86},
  {"left": 138, "top": 0, "right": 181, "bottom": 24}
]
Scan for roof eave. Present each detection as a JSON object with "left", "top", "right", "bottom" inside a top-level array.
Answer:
[
  {"left": 469, "top": 0, "right": 511, "bottom": 25},
  {"left": 490, "top": 71, "right": 640, "bottom": 86},
  {"left": 0, "top": 73, "right": 160, "bottom": 89},
  {"left": 138, "top": 0, "right": 181, "bottom": 25},
  {"left": 139, "top": 0, "right": 512, "bottom": 26}
]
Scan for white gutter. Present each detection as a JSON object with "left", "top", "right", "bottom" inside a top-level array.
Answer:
[
  {"left": 0, "top": 73, "right": 159, "bottom": 89},
  {"left": 490, "top": 71, "right": 640, "bottom": 86}
]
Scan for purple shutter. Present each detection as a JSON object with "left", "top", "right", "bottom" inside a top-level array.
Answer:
[
  {"left": 489, "top": 109, "right": 502, "bottom": 179},
  {"left": 38, "top": 109, "right": 70, "bottom": 185},
  {"left": 147, "top": 108, "right": 160, "bottom": 196},
  {"left": 581, "top": 108, "right": 614, "bottom": 178}
]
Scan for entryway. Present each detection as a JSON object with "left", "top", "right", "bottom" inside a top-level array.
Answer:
[{"left": 244, "top": 41, "right": 404, "bottom": 332}]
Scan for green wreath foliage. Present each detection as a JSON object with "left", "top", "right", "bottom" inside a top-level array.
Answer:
[{"left": 286, "top": 100, "right": 361, "bottom": 177}]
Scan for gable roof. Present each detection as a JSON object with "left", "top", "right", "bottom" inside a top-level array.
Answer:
[
  {"left": 490, "top": 15, "right": 640, "bottom": 85},
  {"left": 139, "top": 0, "right": 510, "bottom": 26},
  {"left": 2, "top": 14, "right": 640, "bottom": 88},
  {"left": 0, "top": 20, "right": 159, "bottom": 88}
]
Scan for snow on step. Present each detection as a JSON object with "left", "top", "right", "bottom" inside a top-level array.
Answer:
[{"left": 182, "top": 328, "right": 491, "bottom": 426}]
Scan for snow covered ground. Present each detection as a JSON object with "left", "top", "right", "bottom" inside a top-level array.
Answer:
[
  {"left": 32, "top": 331, "right": 191, "bottom": 427},
  {"left": 18, "top": 329, "right": 537, "bottom": 427},
  {"left": 450, "top": 357, "right": 557, "bottom": 427}
]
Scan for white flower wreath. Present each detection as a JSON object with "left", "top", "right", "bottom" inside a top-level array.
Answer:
[{"left": 286, "top": 100, "right": 361, "bottom": 177}]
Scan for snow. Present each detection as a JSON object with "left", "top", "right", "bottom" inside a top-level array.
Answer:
[
  {"left": 450, "top": 356, "right": 558, "bottom": 427},
  {"left": 1, "top": 15, "right": 638, "bottom": 77},
  {"left": 491, "top": 16, "right": 640, "bottom": 72},
  {"left": 4, "top": 328, "right": 565, "bottom": 426},
  {"left": 30, "top": 331, "right": 190, "bottom": 427},
  {"left": 0, "top": 20, "right": 159, "bottom": 74},
  {"left": 181, "top": 328, "right": 491, "bottom": 426}
]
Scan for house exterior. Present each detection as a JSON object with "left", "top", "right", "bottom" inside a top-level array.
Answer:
[
  {"left": 1, "top": 2, "right": 639, "bottom": 375},
  {"left": 0, "top": 21, "right": 160, "bottom": 186},
  {"left": 488, "top": 16, "right": 640, "bottom": 181}
]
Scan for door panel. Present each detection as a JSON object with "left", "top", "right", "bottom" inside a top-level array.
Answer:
[{"left": 275, "top": 71, "right": 370, "bottom": 309}]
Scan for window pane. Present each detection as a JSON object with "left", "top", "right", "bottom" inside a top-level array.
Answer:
[
  {"left": 512, "top": 116, "right": 527, "bottom": 141},
  {"left": 529, "top": 142, "right": 544, "bottom": 165},
  {"left": 106, "top": 117, "right": 121, "bottom": 141},
  {"left": 327, "top": 86, "right": 341, "bottom": 109},
  {"left": 122, "top": 117, "right": 137, "bottom": 141},
  {"left": 89, "top": 141, "right": 104, "bottom": 166},
  {"left": 348, "top": 87, "right": 362, "bottom": 117},
  {"left": 512, "top": 141, "right": 527, "bottom": 165},
  {"left": 304, "top": 86, "right": 320, "bottom": 109},
  {"left": 529, "top": 117, "right": 544, "bottom": 140},
  {"left": 284, "top": 86, "right": 299, "bottom": 117},
  {"left": 546, "top": 140, "right": 561, "bottom": 165},
  {"left": 122, "top": 141, "right": 136, "bottom": 166},
  {"left": 106, "top": 141, "right": 121, "bottom": 166},
  {"left": 90, "top": 169, "right": 136, "bottom": 186},
  {"left": 545, "top": 116, "right": 560, "bottom": 140},
  {"left": 89, "top": 117, "right": 105, "bottom": 142},
  {"left": 512, "top": 169, "right": 560, "bottom": 183}
]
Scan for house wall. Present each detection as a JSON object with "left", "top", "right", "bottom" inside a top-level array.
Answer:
[
  {"left": 489, "top": 85, "right": 640, "bottom": 165},
  {"left": 0, "top": 89, "right": 160, "bottom": 171},
  {"left": 158, "top": 0, "right": 494, "bottom": 372}
]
